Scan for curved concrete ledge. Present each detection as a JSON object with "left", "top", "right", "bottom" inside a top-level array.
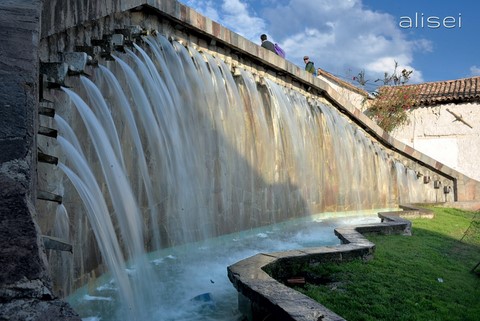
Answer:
[{"left": 227, "top": 205, "right": 434, "bottom": 321}]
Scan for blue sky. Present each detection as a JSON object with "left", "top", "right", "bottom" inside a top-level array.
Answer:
[{"left": 182, "top": 0, "right": 479, "bottom": 92}]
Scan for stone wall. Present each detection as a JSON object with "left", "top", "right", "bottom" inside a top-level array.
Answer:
[
  {"left": 317, "top": 71, "right": 370, "bottom": 111},
  {"left": 34, "top": 0, "right": 479, "bottom": 296},
  {"left": 0, "top": 1, "right": 80, "bottom": 319}
]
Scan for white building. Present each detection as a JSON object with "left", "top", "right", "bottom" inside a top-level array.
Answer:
[
  {"left": 383, "top": 77, "right": 480, "bottom": 181},
  {"left": 316, "top": 68, "right": 370, "bottom": 110}
]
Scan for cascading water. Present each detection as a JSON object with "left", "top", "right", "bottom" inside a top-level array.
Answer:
[
  {"left": 49, "top": 204, "right": 73, "bottom": 297},
  {"left": 47, "top": 34, "right": 436, "bottom": 320}
]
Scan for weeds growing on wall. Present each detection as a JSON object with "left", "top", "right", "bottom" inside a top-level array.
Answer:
[
  {"left": 365, "top": 85, "right": 418, "bottom": 132},
  {"left": 356, "top": 61, "right": 416, "bottom": 133}
]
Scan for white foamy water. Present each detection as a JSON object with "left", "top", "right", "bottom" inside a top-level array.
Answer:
[{"left": 70, "top": 211, "right": 383, "bottom": 321}]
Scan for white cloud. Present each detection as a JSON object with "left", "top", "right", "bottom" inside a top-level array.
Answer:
[
  {"left": 412, "top": 39, "right": 433, "bottom": 53},
  {"left": 184, "top": 0, "right": 221, "bottom": 22},
  {"left": 366, "top": 57, "right": 423, "bottom": 84},
  {"left": 185, "top": 0, "right": 430, "bottom": 87},
  {"left": 220, "top": 0, "right": 266, "bottom": 39},
  {"left": 264, "top": 0, "right": 428, "bottom": 83},
  {"left": 470, "top": 65, "right": 480, "bottom": 76},
  {"left": 184, "top": 0, "right": 265, "bottom": 39}
]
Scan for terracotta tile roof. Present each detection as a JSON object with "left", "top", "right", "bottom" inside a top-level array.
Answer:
[{"left": 378, "top": 76, "right": 480, "bottom": 107}]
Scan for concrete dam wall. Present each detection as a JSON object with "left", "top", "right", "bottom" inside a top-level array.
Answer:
[{"left": 1, "top": 0, "right": 480, "bottom": 319}]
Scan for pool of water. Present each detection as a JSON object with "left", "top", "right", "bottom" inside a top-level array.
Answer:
[{"left": 68, "top": 210, "right": 387, "bottom": 321}]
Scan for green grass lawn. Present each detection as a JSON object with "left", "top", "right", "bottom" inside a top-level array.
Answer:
[{"left": 296, "top": 206, "right": 480, "bottom": 321}]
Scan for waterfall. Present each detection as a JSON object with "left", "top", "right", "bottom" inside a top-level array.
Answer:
[
  {"left": 56, "top": 133, "right": 142, "bottom": 320},
  {"left": 51, "top": 34, "right": 435, "bottom": 317},
  {"left": 49, "top": 204, "right": 73, "bottom": 297}
]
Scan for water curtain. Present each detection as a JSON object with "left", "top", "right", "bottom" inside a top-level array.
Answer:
[{"left": 54, "top": 34, "right": 433, "bottom": 318}]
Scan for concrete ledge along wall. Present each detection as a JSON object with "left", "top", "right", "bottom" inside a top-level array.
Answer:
[{"left": 38, "top": 0, "right": 480, "bottom": 202}]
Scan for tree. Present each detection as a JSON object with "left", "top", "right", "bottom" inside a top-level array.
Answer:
[
  {"left": 365, "top": 85, "right": 417, "bottom": 132},
  {"left": 352, "top": 70, "right": 369, "bottom": 87},
  {"left": 375, "top": 61, "right": 412, "bottom": 86},
  {"left": 361, "top": 61, "right": 415, "bottom": 132}
]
